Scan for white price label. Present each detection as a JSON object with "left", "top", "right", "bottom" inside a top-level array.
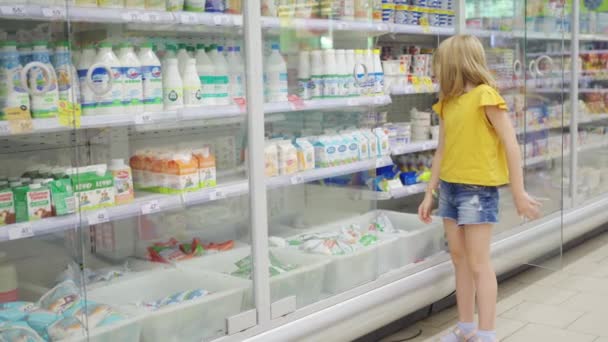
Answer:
[
  {"left": 1, "top": 5, "right": 25, "bottom": 16},
  {"left": 122, "top": 11, "right": 143, "bottom": 22},
  {"left": 373, "top": 96, "right": 384, "bottom": 105},
  {"left": 141, "top": 200, "right": 161, "bottom": 215},
  {"left": 213, "top": 15, "right": 232, "bottom": 26},
  {"left": 145, "top": 12, "right": 160, "bottom": 22},
  {"left": 0, "top": 124, "right": 10, "bottom": 135},
  {"left": 347, "top": 98, "right": 359, "bottom": 106},
  {"left": 375, "top": 158, "right": 387, "bottom": 168},
  {"left": 8, "top": 224, "right": 34, "bottom": 240},
  {"left": 336, "top": 22, "right": 347, "bottom": 30},
  {"left": 135, "top": 113, "right": 153, "bottom": 125},
  {"left": 42, "top": 7, "right": 64, "bottom": 18},
  {"left": 233, "top": 15, "right": 243, "bottom": 26},
  {"left": 387, "top": 179, "right": 403, "bottom": 191},
  {"left": 87, "top": 209, "right": 109, "bottom": 225},
  {"left": 209, "top": 189, "right": 226, "bottom": 201},
  {"left": 181, "top": 13, "right": 198, "bottom": 24},
  {"left": 290, "top": 175, "right": 304, "bottom": 185},
  {"left": 376, "top": 24, "right": 386, "bottom": 31}
]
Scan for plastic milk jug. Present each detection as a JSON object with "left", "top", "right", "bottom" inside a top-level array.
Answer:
[
  {"left": 92, "top": 43, "right": 124, "bottom": 115},
  {"left": 310, "top": 50, "right": 324, "bottom": 99},
  {"left": 323, "top": 49, "right": 339, "bottom": 98},
  {"left": 77, "top": 45, "right": 97, "bottom": 115},
  {"left": 227, "top": 46, "right": 245, "bottom": 99},
  {"left": 297, "top": 50, "right": 312, "bottom": 100},
  {"left": 177, "top": 43, "right": 191, "bottom": 76},
  {"left": 0, "top": 41, "right": 30, "bottom": 119},
  {"left": 137, "top": 42, "right": 163, "bottom": 112},
  {"left": 118, "top": 43, "right": 144, "bottom": 114},
  {"left": 265, "top": 43, "right": 288, "bottom": 103},
  {"left": 210, "top": 45, "right": 230, "bottom": 105},
  {"left": 346, "top": 50, "right": 358, "bottom": 96},
  {"left": 30, "top": 41, "right": 59, "bottom": 118},
  {"left": 182, "top": 58, "right": 203, "bottom": 107},
  {"left": 162, "top": 58, "right": 184, "bottom": 110},
  {"left": 54, "top": 41, "right": 81, "bottom": 108},
  {"left": 335, "top": 49, "right": 349, "bottom": 97},
  {"left": 195, "top": 44, "right": 215, "bottom": 106}
]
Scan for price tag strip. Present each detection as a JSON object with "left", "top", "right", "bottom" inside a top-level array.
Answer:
[
  {"left": 208, "top": 189, "right": 226, "bottom": 201},
  {"left": 135, "top": 112, "right": 154, "bottom": 125},
  {"left": 41, "top": 6, "right": 65, "bottom": 19},
  {"left": 87, "top": 208, "right": 110, "bottom": 225},
  {"left": 8, "top": 224, "right": 34, "bottom": 240},
  {"left": 141, "top": 200, "right": 161, "bottom": 215},
  {"left": 0, "top": 5, "right": 26, "bottom": 17},
  {"left": 58, "top": 101, "right": 82, "bottom": 128},
  {"left": 5, "top": 106, "right": 33, "bottom": 134},
  {"left": 287, "top": 94, "right": 305, "bottom": 111},
  {"left": 290, "top": 174, "right": 304, "bottom": 185}
]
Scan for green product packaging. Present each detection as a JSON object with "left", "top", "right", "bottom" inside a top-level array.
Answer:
[
  {"left": 14, "top": 184, "right": 52, "bottom": 222},
  {"left": 0, "top": 188, "right": 16, "bottom": 225},
  {"left": 13, "top": 185, "right": 30, "bottom": 223},
  {"left": 70, "top": 165, "right": 115, "bottom": 211},
  {"left": 48, "top": 178, "right": 76, "bottom": 216}
]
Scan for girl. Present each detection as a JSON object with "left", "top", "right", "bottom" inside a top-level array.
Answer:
[{"left": 418, "top": 35, "right": 541, "bottom": 342}]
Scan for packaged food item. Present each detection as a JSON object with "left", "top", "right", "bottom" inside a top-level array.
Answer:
[
  {"left": 129, "top": 151, "right": 145, "bottom": 190},
  {"left": 109, "top": 159, "right": 134, "bottom": 205},
  {"left": 313, "top": 135, "right": 336, "bottom": 168},
  {"left": 352, "top": 130, "right": 371, "bottom": 160},
  {"left": 72, "top": 303, "right": 113, "bottom": 328},
  {"left": 0, "top": 324, "right": 45, "bottom": 342},
  {"left": 38, "top": 281, "right": 80, "bottom": 314},
  {"left": 265, "top": 142, "right": 279, "bottom": 177},
  {"left": 141, "top": 289, "right": 209, "bottom": 310},
  {"left": 193, "top": 147, "right": 217, "bottom": 188},
  {"left": 14, "top": 183, "right": 52, "bottom": 222},
  {"left": 47, "top": 178, "right": 76, "bottom": 216},
  {"left": 231, "top": 252, "right": 297, "bottom": 279},
  {"left": 0, "top": 301, "right": 35, "bottom": 321},
  {"left": 373, "top": 127, "right": 390, "bottom": 156},
  {"left": 163, "top": 151, "right": 199, "bottom": 193},
  {"left": 277, "top": 140, "right": 298, "bottom": 175},
  {"left": 26, "top": 309, "right": 61, "bottom": 339},
  {"left": 0, "top": 188, "right": 15, "bottom": 225},
  {"left": 47, "top": 316, "right": 85, "bottom": 341},
  {"left": 294, "top": 138, "right": 315, "bottom": 170},
  {"left": 68, "top": 165, "right": 115, "bottom": 211},
  {"left": 147, "top": 238, "right": 205, "bottom": 263}
]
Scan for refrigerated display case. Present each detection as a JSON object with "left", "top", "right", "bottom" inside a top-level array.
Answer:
[{"left": 0, "top": 1, "right": 607, "bottom": 341}]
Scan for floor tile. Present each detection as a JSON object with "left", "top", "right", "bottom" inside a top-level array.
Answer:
[
  {"left": 569, "top": 312, "right": 608, "bottom": 337},
  {"left": 507, "top": 283, "right": 578, "bottom": 305},
  {"left": 554, "top": 275, "right": 608, "bottom": 296},
  {"left": 501, "top": 302, "right": 585, "bottom": 328},
  {"left": 594, "top": 337, "right": 608, "bottom": 342},
  {"left": 503, "top": 323, "right": 597, "bottom": 342},
  {"left": 495, "top": 317, "right": 527, "bottom": 340},
  {"left": 418, "top": 307, "right": 459, "bottom": 329},
  {"left": 561, "top": 293, "right": 608, "bottom": 313},
  {"left": 379, "top": 325, "right": 439, "bottom": 342},
  {"left": 513, "top": 267, "right": 570, "bottom": 287},
  {"left": 561, "top": 261, "right": 608, "bottom": 278},
  {"left": 496, "top": 295, "right": 525, "bottom": 315}
]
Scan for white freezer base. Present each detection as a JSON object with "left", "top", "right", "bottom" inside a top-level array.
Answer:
[{"left": 213, "top": 193, "right": 608, "bottom": 342}]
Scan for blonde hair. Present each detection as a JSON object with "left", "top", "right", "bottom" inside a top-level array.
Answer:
[{"left": 434, "top": 35, "right": 496, "bottom": 101}]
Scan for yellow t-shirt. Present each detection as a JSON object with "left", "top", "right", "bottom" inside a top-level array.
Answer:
[{"left": 432, "top": 84, "right": 509, "bottom": 186}]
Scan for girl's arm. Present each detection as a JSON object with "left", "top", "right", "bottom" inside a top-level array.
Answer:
[
  {"left": 485, "top": 106, "right": 541, "bottom": 220},
  {"left": 418, "top": 119, "right": 445, "bottom": 223}
]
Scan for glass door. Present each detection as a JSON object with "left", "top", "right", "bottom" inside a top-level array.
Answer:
[{"left": 465, "top": 0, "right": 566, "bottom": 270}]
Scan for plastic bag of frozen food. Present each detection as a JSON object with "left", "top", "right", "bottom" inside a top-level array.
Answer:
[
  {"left": 0, "top": 322, "right": 44, "bottom": 342},
  {"left": 369, "top": 213, "right": 398, "bottom": 233},
  {"left": 26, "top": 309, "right": 61, "bottom": 340},
  {"left": 141, "top": 289, "right": 209, "bottom": 310},
  {"left": 37, "top": 281, "right": 80, "bottom": 314},
  {"left": 0, "top": 302, "right": 36, "bottom": 322},
  {"left": 47, "top": 316, "right": 85, "bottom": 341},
  {"left": 72, "top": 303, "right": 114, "bottom": 328},
  {"left": 147, "top": 238, "right": 205, "bottom": 263}
]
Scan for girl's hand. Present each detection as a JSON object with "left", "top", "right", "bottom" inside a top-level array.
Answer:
[
  {"left": 418, "top": 192, "right": 434, "bottom": 224},
  {"left": 514, "top": 192, "right": 542, "bottom": 220}
]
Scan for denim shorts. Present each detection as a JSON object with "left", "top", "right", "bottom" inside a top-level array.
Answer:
[{"left": 438, "top": 180, "right": 500, "bottom": 226}]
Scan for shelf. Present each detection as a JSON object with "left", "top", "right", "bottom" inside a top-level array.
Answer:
[
  {"left": 0, "top": 96, "right": 391, "bottom": 136},
  {"left": 465, "top": 29, "right": 569, "bottom": 40},
  {"left": 389, "top": 183, "right": 427, "bottom": 199},
  {"left": 0, "top": 156, "right": 395, "bottom": 242},
  {"left": 391, "top": 140, "right": 437, "bottom": 156},
  {"left": 517, "top": 114, "right": 608, "bottom": 135},
  {"left": 525, "top": 139, "right": 608, "bottom": 167},
  {"left": 390, "top": 84, "right": 438, "bottom": 95}
]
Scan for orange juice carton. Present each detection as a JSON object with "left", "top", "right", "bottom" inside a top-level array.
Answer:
[
  {"left": 163, "top": 151, "right": 199, "bottom": 194},
  {"left": 193, "top": 147, "right": 217, "bottom": 188},
  {"left": 110, "top": 159, "right": 134, "bottom": 205}
]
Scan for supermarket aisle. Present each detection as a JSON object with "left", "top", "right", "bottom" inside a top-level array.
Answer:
[{"left": 381, "top": 230, "right": 608, "bottom": 342}]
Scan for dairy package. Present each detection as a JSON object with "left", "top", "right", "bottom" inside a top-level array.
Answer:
[
  {"left": 277, "top": 140, "right": 298, "bottom": 175},
  {"left": 294, "top": 138, "right": 315, "bottom": 171},
  {"left": 14, "top": 183, "right": 52, "bottom": 222},
  {"left": 343, "top": 133, "right": 360, "bottom": 163},
  {"left": 109, "top": 159, "right": 134, "bottom": 205},
  {"left": 68, "top": 165, "right": 115, "bottom": 211},
  {"left": 373, "top": 127, "right": 390, "bottom": 156},
  {"left": 47, "top": 178, "right": 76, "bottom": 216},
  {"left": 193, "top": 147, "right": 217, "bottom": 188},
  {"left": 362, "top": 130, "right": 380, "bottom": 157},
  {"left": 352, "top": 130, "right": 371, "bottom": 160},
  {"left": 162, "top": 152, "right": 199, "bottom": 193},
  {"left": 0, "top": 188, "right": 15, "bottom": 226},
  {"left": 265, "top": 142, "right": 279, "bottom": 177},
  {"left": 313, "top": 135, "right": 338, "bottom": 168}
]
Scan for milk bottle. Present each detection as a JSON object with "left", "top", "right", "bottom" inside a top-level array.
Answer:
[
  {"left": 227, "top": 46, "right": 245, "bottom": 99},
  {"left": 92, "top": 43, "right": 124, "bottom": 115},
  {"left": 30, "top": 41, "right": 59, "bottom": 118},
  {"left": 137, "top": 42, "right": 163, "bottom": 113},
  {"left": 336, "top": 49, "right": 349, "bottom": 97},
  {"left": 204, "top": 0, "right": 224, "bottom": 12},
  {"left": 77, "top": 45, "right": 97, "bottom": 116},
  {"left": 310, "top": 50, "right": 324, "bottom": 99},
  {"left": 195, "top": 44, "right": 215, "bottom": 106},
  {"left": 18, "top": 43, "right": 32, "bottom": 67},
  {"left": 265, "top": 43, "right": 288, "bottom": 103},
  {"left": 354, "top": 49, "right": 367, "bottom": 96},
  {"left": 118, "top": 43, "right": 144, "bottom": 114},
  {"left": 162, "top": 58, "right": 184, "bottom": 110},
  {"left": 161, "top": 44, "right": 177, "bottom": 71},
  {"left": 166, "top": 0, "right": 185, "bottom": 11},
  {"left": 125, "top": 0, "right": 146, "bottom": 9},
  {"left": 177, "top": 43, "right": 190, "bottom": 76},
  {"left": 346, "top": 50, "right": 357, "bottom": 96},
  {"left": 323, "top": 49, "right": 339, "bottom": 98},
  {"left": 297, "top": 50, "right": 312, "bottom": 100},
  {"left": 54, "top": 41, "right": 81, "bottom": 108},
  {"left": 98, "top": 0, "right": 124, "bottom": 8},
  {"left": 145, "top": 0, "right": 166, "bottom": 10},
  {"left": 372, "top": 48, "right": 384, "bottom": 95},
  {"left": 209, "top": 45, "right": 230, "bottom": 105},
  {"left": 185, "top": 0, "right": 205, "bottom": 11},
  {"left": 0, "top": 41, "right": 30, "bottom": 119},
  {"left": 182, "top": 58, "right": 203, "bottom": 107}
]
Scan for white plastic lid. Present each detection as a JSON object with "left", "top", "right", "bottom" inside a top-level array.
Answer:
[
  {"left": 111, "top": 159, "right": 125, "bottom": 168},
  {"left": 29, "top": 183, "right": 41, "bottom": 189}
]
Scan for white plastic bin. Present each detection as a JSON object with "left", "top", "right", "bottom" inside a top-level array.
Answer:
[
  {"left": 180, "top": 247, "right": 330, "bottom": 308},
  {"left": 87, "top": 268, "right": 249, "bottom": 342},
  {"left": 62, "top": 318, "right": 142, "bottom": 342}
]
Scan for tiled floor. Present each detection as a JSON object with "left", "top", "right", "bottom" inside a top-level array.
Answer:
[{"left": 381, "top": 231, "right": 608, "bottom": 342}]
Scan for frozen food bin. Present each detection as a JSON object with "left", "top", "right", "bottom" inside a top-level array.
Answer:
[
  {"left": 87, "top": 268, "right": 249, "bottom": 342},
  {"left": 180, "top": 247, "right": 330, "bottom": 308},
  {"left": 62, "top": 317, "right": 142, "bottom": 342}
]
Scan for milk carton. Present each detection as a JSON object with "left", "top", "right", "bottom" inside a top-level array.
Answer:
[
  {"left": 14, "top": 183, "right": 52, "bottom": 222},
  {"left": 69, "top": 165, "right": 115, "bottom": 211},
  {"left": 163, "top": 152, "right": 199, "bottom": 193},
  {"left": 193, "top": 147, "right": 217, "bottom": 188},
  {"left": 109, "top": 159, "right": 134, "bottom": 205},
  {"left": 352, "top": 130, "right": 371, "bottom": 160},
  {"left": 294, "top": 137, "right": 315, "bottom": 170},
  {"left": 150, "top": 151, "right": 167, "bottom": 193},
  {"left": 0, "top": 188, "right": 15, "bottom": 226},
  {"left": 344, "top": 133, "right": 360, "bottom": 163},
  {"left": 313, "top": 136, "right": 335, "bottom": 168},
  {"left": 334, "top": 134, "right": 349, "bottom": 165},
  {"left": 47, "top": 178, "right": 76, "bottom": 216},
  {"left": 373, "top": 127, "right": 390, "bottom": 156},
  {"left": 277, "top": 140, "right": 298, "bottom": 175},
  {"left": 265, "top": 142, "right": 279, "bottom": 177},
  {"left": 362, "top": 130, "right": 380, "bottom": 157}
]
